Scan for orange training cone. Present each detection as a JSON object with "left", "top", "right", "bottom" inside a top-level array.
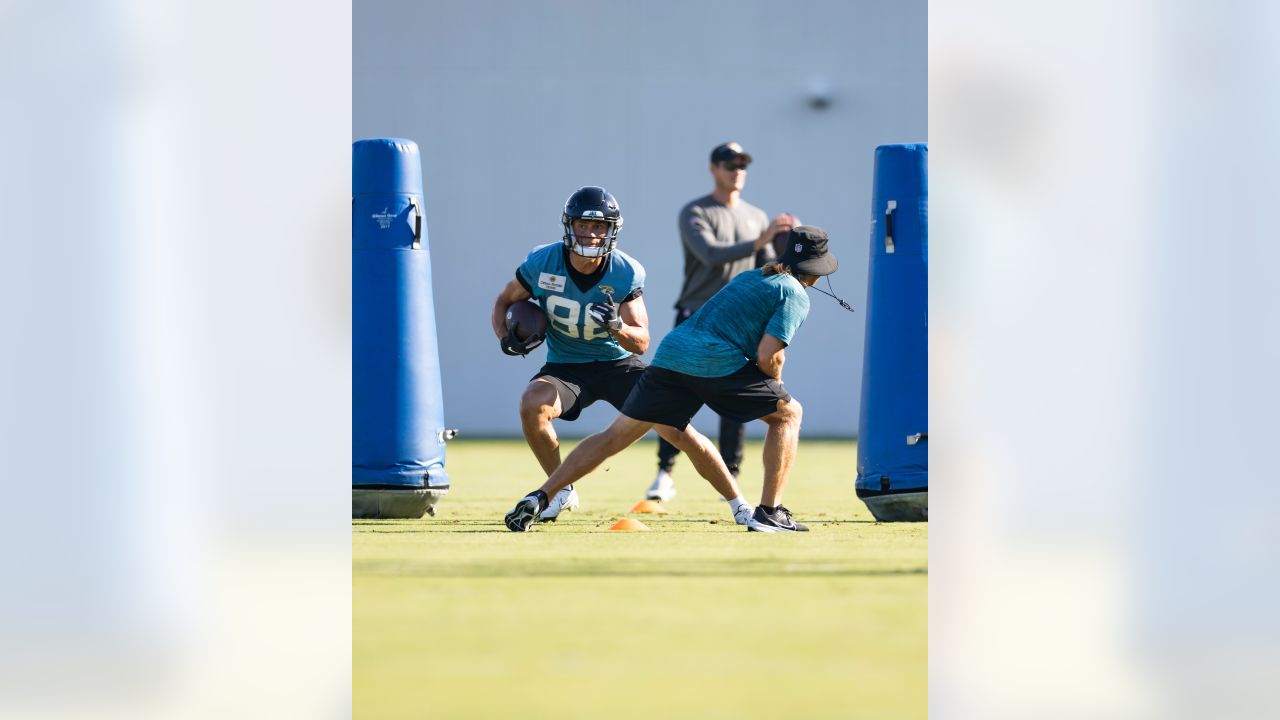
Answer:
[
  {"left": 628, "top": 500, "right": 668, "bottom": 514},
  {"left": 609, "top": 518, "right": 650, "bottom": 531}
]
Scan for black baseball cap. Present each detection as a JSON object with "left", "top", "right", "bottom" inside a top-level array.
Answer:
[
  {"left": 778, "top": 226, "right": 839, "bottom": 276},
  {"left": 710, "top": 142, "right": 753, "bottom": 165}
]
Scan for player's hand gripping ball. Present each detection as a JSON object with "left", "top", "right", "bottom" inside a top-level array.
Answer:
[
  {"left": 501, "top": 300, "right": 547, "bottom": 356},
  {"left": 588, "top": 299, "right": 623, "bottom": 331}
]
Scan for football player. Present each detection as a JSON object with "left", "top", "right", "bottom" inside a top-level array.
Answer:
[
  {"left": 505, "top": 226, "right": 844, "bottom": 533},
  {"left": 491, "top": 186, "right": 754, "bottom": 525}
]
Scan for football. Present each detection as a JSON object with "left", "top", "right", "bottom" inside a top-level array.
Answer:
[{"left": 505, "top": 299, "right": 547, "bottom": 341}]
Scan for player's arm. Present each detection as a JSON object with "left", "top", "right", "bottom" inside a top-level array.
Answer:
[
  {"left": 680, "top": 208, "right": 758, "bottom": 266},
  {"left": 492, "top": 278, "right": 532, "bottom": 340},
  {"left": 611, "top": 294, "right": 650, "bottom": 355},
  {"left": 756, "top": 333, "right": 787, "bottom": 380}
]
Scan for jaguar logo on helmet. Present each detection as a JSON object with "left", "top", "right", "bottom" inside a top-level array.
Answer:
[{"left": 561, "top": 186, "right": 624, "bottom": 261}]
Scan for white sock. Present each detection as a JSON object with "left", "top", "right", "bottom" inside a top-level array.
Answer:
[{"left": 728, "top": 496, "right": 748, "bottom": 514}]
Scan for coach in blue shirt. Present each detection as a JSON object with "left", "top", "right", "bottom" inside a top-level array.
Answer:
[{"left": 505, "top": 226, "right": 839, "bottom": 533}]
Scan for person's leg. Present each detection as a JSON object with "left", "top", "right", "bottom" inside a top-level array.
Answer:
[
  {"left": 653, "top": 423, "right": 742, "bottom": 501},
  {"left": 700, "top": 366, "right": 806, "bottom": 531},
  {"left": 509, "top": 366, "right": 698, "bottom": 531},
  {"left": 651, "top": 309, "right": 692, "bottom": 492},
  {"left": 656, "top": 437, "right": 680, "bottom": 473},
  {"left": 758, "top": 397, "right": 803, "bottom": 507},
  {"left": 519, "top": 379, "right": 565, "bottom": 475},
  {"left": 538, "top": 414, "right": 653, "bottom": 497},
  {"left": 647, "top": 440, "right": 680, "bottom": 501},
  {"left": 718, "top": 416, "right": 746, "bottom": 478},
  {"left": 508, "top": 414, "right": 652, "bottom": 532}
]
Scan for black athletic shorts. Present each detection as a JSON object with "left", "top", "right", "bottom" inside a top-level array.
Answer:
[
  {"left": 620, "top": 362, "right": 792, "bottom": 431},
  {"left": 531, "top": 356, "right": 647, "bottom": 422}
]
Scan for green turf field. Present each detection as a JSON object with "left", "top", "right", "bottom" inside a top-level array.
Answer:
[{"left": 354, "top": 438, "right": 926, "bottom": 719}]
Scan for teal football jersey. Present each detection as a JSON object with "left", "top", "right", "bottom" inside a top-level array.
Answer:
[
  {"left": 516, "top": 244, "right": 646, "bottom": 363},
  {"left": 653, "top": 270, "right": 810, "bottom": 377}
]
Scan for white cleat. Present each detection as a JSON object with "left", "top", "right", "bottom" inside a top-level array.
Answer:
[
  {"left": 734, "top": 503, "right": 756, "bottom": 526},
  {"left": 645, "top": 470, "right": 677, "bottom": 502},
  {"left": 538, "top": 484, "right": 580, "bottom": 522}
]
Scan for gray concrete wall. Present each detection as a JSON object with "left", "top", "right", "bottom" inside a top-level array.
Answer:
[{"left": 354, "top": 0, "right": 926, "bottom": 436}]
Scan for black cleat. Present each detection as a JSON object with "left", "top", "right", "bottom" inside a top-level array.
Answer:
[
  {"left": 745, "top": 505, "right": 810, "bottom": 532},
  {"left": 504, "top": 493, "right": 544, "bottom": 532}
]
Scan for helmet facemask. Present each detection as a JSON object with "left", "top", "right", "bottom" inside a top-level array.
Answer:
[{"left": 562, "top": 213, "right": 622, "bottom": 260}]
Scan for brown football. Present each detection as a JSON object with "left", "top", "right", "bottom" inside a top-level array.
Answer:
[{"left": 505, "top": 299, "right": 547, "bottom": 341}]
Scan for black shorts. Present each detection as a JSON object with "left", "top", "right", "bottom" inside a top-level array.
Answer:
[
  {"left": 620, "top": 362, "right": 792, "bottom": 431},
  {"left": 531, "top": 356, "right": 647, "bottom": 422}
]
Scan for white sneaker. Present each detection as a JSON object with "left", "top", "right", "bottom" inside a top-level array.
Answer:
[
  {"left": 733, "top": 503, "right": 756, "bottom": 526},
  {"left": 538, "top": 484, "right": 580, "bottom": 522},
  {"left": 645, "top": 470, "right": 677, "bottom": 502}
]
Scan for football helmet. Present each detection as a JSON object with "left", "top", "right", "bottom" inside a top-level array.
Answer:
[{"left": 561, "top": 186, "right": 623, "bottom": 260}]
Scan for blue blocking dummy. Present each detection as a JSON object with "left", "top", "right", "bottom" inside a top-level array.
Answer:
[
  {"left": 856, "top": 144, "right": 928, "bottom": 521},
  {"left": 353, "top": 138, "right": 452, "bottom": 518}
]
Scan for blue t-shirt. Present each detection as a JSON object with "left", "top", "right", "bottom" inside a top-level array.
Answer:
[
  {"left": 516, "top": 244, "right": 645, "bottom": 363},
  {"left": 653, "top": 270, "right": 809, "bottom": 377}
]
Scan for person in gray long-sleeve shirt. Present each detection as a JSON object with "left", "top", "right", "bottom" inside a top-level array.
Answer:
[{"left": 645, "top": 141, "right": 796, "bottom": 503}]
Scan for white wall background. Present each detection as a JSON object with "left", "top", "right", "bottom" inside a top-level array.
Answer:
[{"left": 354, "top": 0, "right": 927, "bottom": 436}]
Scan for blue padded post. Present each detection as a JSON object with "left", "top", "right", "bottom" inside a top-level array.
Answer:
[
  {"left": 856, "top": 143, "right": 928, "bottom": 521},
  {"left": 352, "top": 138, "right": 450, "bottom": 517}
]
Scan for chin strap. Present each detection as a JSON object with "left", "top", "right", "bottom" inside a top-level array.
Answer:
[{"left": 811, "top": 276, "right": 855, "bottom": 312}]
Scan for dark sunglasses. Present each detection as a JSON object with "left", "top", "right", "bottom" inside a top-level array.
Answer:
[{"left": 719, "top": 161, "right": 749, "bottom": 172}]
